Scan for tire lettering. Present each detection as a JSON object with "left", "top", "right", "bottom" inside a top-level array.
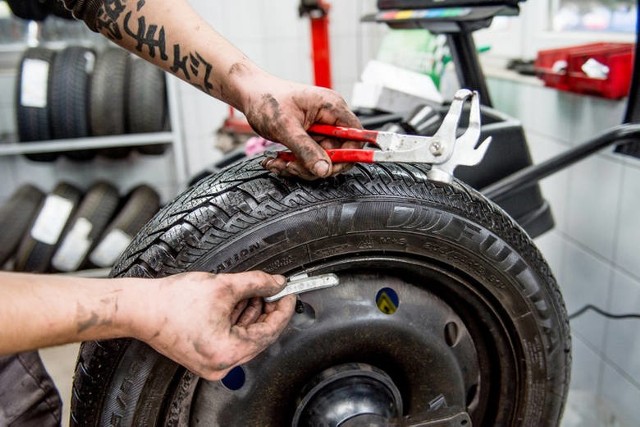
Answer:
[
  {"left": 387, "top": 206, "right": 446, "bottom": 232},
  {"left": 312, "top": 243, "right": 352, "bottom": 258},
  {"left": 214, "top": 242, "right": 261, "bottom": 272},
  {"left": 379, "top": 236, "right": 407, "bottom": 246},
  {"left": 425, "top": 213, "right": 561, "bottom": 354},
  {"left": 326, "top": 203, "right": 358, "bottom": 237},
  {"left": 110, "top": 359, "right": 143, "bottom": 424},
  {"left": 263, "top": 255, "right": 294, "bottom": 272}
]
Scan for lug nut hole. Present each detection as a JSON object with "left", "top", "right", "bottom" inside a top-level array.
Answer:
[
  {"left": 376, "top": 287, "right": 399, "bottom": 315},
  {"left": 221, "top": 366, "right": 246, "bottom": 391},
  {"left": 444, "top": 321, "right": 459, "bottom": 347}
]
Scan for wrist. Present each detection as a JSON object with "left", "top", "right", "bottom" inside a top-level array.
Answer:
[
  {"left": 110, "top": 277, "right": 156, "bottom": 341},
  {"left": 224, "top": 60, "right": 272, "bottom": 113}
]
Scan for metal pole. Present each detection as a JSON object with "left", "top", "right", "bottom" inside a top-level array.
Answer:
[
  {"left": 446, "top": 32, "right": 493, "bottom": 107},
  {"left": 482, "top": 124, "right": 640, "bottom": 201}
]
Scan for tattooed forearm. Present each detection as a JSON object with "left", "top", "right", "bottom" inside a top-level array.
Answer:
[
  {"left": 94, "top": 0, "right": 126, "bottom": 40},
  {"left": 124, "top": 12, "right": 168, "bottom": 60},
  {"left": 169, "top": 45, "right": 215, "bottom": 94},
  {"left": 91, "top": 0, "right": 215, "bottom": 95}
]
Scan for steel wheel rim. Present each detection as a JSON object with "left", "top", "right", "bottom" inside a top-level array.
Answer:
[{"left": 166, "top": 255, "right": 521, "bottom": 426}]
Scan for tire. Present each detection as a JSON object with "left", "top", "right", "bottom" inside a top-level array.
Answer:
[
  {"left": 89, "top": 48, "right": 131, "bottom": 159},
  {"left": 127, "top": 57, "right": 168, "bottom": 155},
  {"left": 16, "top": 47, "right": 58, "bottom": 162},
  {"left": 71, "top": 159, "right": 571, "bottom": 426},
  {"left": 0, "top": 184, "right": 45, "bottom": 267},
  {"left": 50, "top": 46, "right": 96, "bottom": 161},
  {"left": 51, "top": 182, "right": 120, "bottom": 272},
  {"left": 87, "top": 185, "right": 160, "bottom": 269},
  {"left": 14, "top": 182, "right": 83, "bottom": 273},
  {"left": 6, "top": 0, "right": 49, "bottom": 21}
]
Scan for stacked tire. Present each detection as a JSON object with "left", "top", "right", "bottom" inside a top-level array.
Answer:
[
  {"left": 6, "top": 0, "right": 75, "bottom": 21},
  {"left": 0, "top": 183, "right": 161, "bottom": 273},
  {"left": 15, "top": 46, "right": 169, "bottom": 162}
]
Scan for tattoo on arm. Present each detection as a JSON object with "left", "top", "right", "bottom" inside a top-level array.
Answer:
[
  {"left": 94, "top": 0, "right": 215, "bottom": 95},
  {"left": 124, "top": 12, "right": 168, "bottom": 60},
  {"left": 169, "top": 44, "right": 214, "bottom": 94},
  {"left": 95, "top": 0, "right": 126, "bottom": 40}
]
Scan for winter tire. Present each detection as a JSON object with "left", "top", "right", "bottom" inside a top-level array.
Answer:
[
  {"left": 50, "top": 46, "right": 96, "bottom": 161},
  {"left": 71, "top": 158, "right": 571, "bottom": 426},
  {"left": 87, "top": 185, "right": 161, "bottom": 269},
  {"left": 0, "top": 184, "right": 45, "bottom": 267},
  {"left": 127, "top": 57, "right": 168, "bottom": 155},
  {"left": 89, "top": 48, "right": 131, "bottom": 159},
  {"left": 51, "top": 181, "right": 120, "bottom": 272},
  {"left": 16, "top": 47, "right": 58, "bottom": 162},
  {"left": 14, "top": 182, "right": 83, "bottom": 273}
]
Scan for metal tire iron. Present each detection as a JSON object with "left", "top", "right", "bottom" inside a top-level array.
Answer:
[{"left": 269, "top": 88, "right": 492, "bottom": 184}]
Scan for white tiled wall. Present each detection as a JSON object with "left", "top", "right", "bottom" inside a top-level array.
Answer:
[{"left": 489, "top": 76, "right": 640, "bottom": 424}]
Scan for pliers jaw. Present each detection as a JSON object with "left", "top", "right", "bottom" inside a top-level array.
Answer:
[{"left": 426, "top": 89, "right": 492, "bottom": 183}]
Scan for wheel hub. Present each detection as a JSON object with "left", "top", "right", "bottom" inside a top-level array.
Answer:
[{"left": 292, "top": 363, "right": 403, "bottom": 426}]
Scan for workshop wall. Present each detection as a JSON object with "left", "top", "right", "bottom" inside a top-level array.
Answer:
[
  {"left": 177, "top": 0, "right": 387, "bottom": 176},
  {"left": 489, "top": 76, "right": 640, "bottom": 423}
]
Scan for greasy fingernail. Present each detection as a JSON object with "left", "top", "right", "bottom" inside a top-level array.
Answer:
[
  {"left": 263, "top": 158, "right": 275, "bottom": 169},
  {"left": 274, "top": 275, "right": 286, "bottom": 286},
  {"left": 313, "top": 160, "right": 330, "bottom": 177}
]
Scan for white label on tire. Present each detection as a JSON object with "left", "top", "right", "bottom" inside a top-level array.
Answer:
[
  {"left": 21, "top": 59, "right": 49, "bottom": 108},
  {"left": 89, "top": 229, "right": 132, "bottom": 267},
  {"left": 30, "top": 195, "right": 74, "bottom": 245},
  {"left": 52, "top": 217, "right": 93, "bottom": 272},
  {"left": 84, "top": 51, "right": 96, "bottom": 74}
]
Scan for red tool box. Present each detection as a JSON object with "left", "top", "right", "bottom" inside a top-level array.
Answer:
[{"left": 535, "top": 42, "right": 635, "bottom": 99}]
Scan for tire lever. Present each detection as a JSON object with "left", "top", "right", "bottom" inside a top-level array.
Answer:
[{"left": 264, "top": 273, "right": 340, "bottom": 303}]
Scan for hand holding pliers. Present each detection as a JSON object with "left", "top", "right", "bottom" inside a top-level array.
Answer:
[{"left": 268, "top": 89, "right": 492, "bottom": 183}]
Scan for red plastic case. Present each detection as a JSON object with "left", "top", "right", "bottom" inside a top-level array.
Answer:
[{"left": 535, "top": 42, "right": 634, "bottom": 99}]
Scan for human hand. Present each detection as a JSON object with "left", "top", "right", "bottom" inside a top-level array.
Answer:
[
  {"left": 239, "top": 73, "right": 363, "bottom": 179},
  {"left": 133, "top": 271, "right": 296, "bottom": 380}
]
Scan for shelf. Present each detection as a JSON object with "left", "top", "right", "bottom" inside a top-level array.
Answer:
[{"left": 0, "top": 132, "right": 174, "bottom": 156}]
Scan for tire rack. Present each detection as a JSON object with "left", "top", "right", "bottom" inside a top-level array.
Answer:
[
  {"left": 0, "top": 73, "right": 188, "bottom": 185},
  {"left": 1, "top": 50, "right": 188, "bottom": 277}
]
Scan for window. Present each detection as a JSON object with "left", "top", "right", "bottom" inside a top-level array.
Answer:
[
  {"left": 474, "top": 0, "right": 636, "bottom": 60},
  {"left": 553, "top": 0, "right": 637, "bottom": 33}
]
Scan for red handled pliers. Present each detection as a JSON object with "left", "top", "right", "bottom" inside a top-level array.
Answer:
[{"left": 268, "top": 89, "right": 492, "bottom": 182}]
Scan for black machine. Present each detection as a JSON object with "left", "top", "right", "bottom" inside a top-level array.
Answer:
[
  {"left": 377, "top": 0, "right": 522, "bottom": 9},
  {"left": 360, "top": 0, "right": 640, "bottom": 239}
]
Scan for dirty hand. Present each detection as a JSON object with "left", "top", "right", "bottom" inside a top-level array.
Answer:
[
  {"left": 239, "top": 73, "right": 363, "bottom": 179},
  {"left": 134, "top": 271, "right": 296, "bottom": 381}
]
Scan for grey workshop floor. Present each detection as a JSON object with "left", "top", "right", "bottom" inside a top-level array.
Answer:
[{"left": 41, "top": 344, "right": 632, "bottom": 426}]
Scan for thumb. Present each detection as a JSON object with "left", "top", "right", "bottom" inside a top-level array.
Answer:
[
  {"left": 282, "top": 127, "right": 332, "bottom": 178},
  {"left": 223, "top": 271, "right": 287, "bottom": 301}
]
